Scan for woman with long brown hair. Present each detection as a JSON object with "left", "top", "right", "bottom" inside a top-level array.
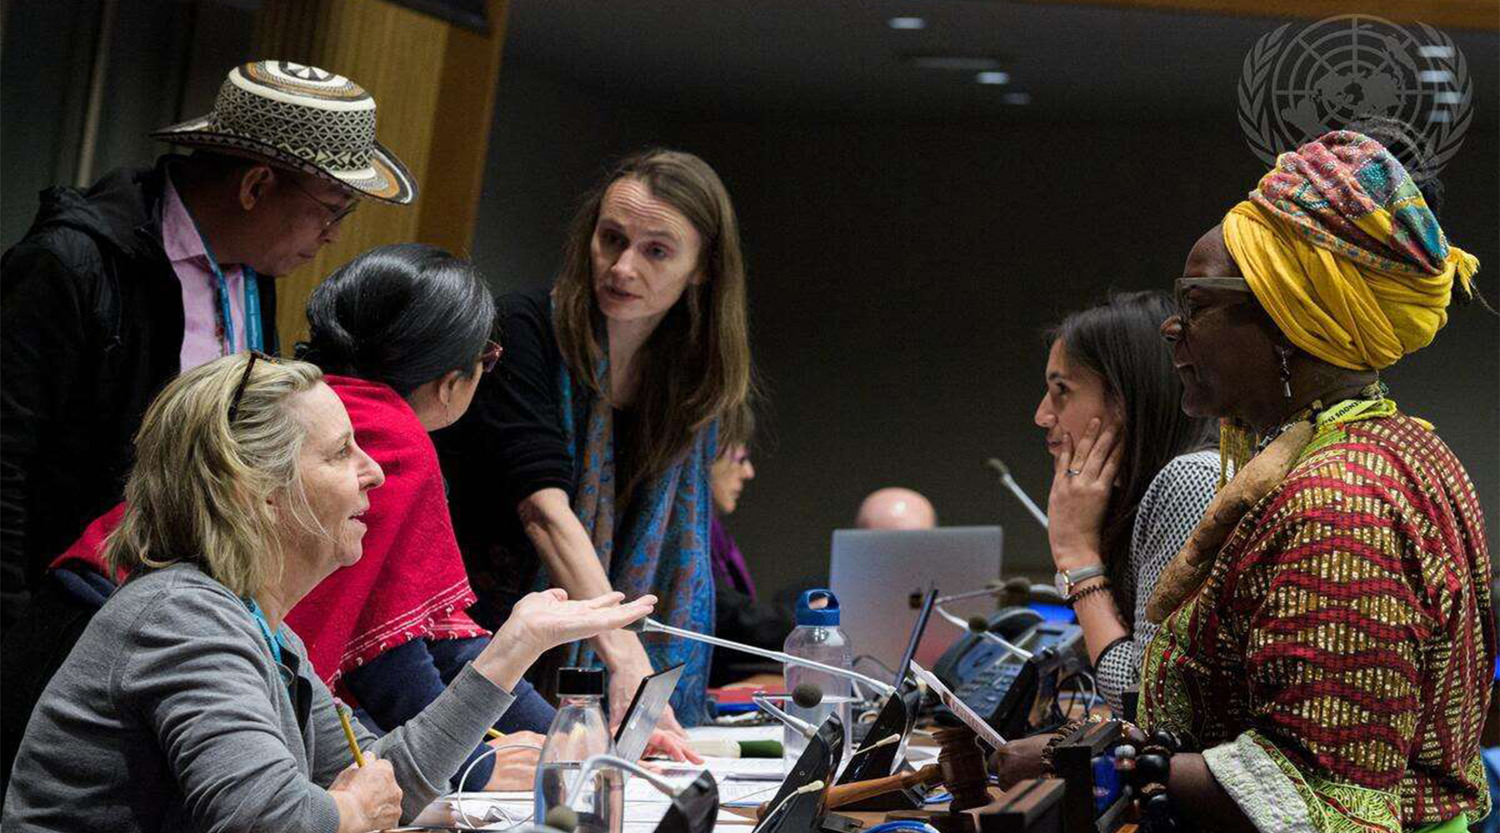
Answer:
[
  {"left": 1032, "top": 291, "right": 1218, "bottom": 714},
  {"left": 436, "top": 149, "right": 754, "bottom": 729}
]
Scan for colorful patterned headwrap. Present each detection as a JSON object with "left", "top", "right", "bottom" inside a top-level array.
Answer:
[{"left": 1222, "top": 130, "right": 1479, "bottom": 370}]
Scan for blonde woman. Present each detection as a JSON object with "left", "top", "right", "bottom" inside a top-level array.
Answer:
[{"left": 3, "top": 353, "right": 654, "bottom": 833}]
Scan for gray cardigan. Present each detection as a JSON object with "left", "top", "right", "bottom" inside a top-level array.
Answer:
[{"left": 2, "top": 563, "right": 515, "bottom": 832}]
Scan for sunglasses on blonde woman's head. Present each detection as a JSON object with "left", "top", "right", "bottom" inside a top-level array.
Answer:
[
  {"left": 228, "top": 351, "right": 277, "bottom": 423},
  {"left": 480, "top": 340, "right": 503, "bottom": 373}
]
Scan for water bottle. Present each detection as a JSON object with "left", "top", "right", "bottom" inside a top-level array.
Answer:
[
  {"left": 534, "top": 668, "right": 623, "bottom": 833},
  {"left": 782, "top": 589, "right": 853, "bottom": 770}
]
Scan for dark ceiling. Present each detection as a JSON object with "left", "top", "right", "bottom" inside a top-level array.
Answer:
[{"left": 501, "top": 0, "right": 1498, "bottom": 129}]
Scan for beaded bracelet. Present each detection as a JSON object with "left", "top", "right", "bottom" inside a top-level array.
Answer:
[
  {"left": 1067, "top": 581, "right": 1112, "bottom": 607},
  {"left": 1113, "top": 727, "right": 1196, "bottom": 833},
  {"left": 1039, "top": 715, "right": 1102, "bottom": 775}
]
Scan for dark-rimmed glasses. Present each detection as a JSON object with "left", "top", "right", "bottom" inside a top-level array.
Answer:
[
  {"left": 1173, "top": 276, "right": 1252, "bottom": 324},
  {"left": 228, "top": 351, "right": 277, "bottom": 423},
  {"left": 480, "top": 340, "right": 503, "bottom": 374},
  {"left": 284, "top": 176, "right": 358, "bottom": 229}
]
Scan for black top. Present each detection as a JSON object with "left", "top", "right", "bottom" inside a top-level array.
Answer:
[
  {"left": 434, "top": 289, "right": 637, "bottom": 628},
  {"left": 0, "top": 156, "right": 279, "bottom": 631}
]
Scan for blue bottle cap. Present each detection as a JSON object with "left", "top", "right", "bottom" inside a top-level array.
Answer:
[{"left": 795, "top": 589, "right": 841, "bottom": 626}]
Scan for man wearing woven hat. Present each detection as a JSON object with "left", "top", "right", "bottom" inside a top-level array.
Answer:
[{"left": 0, "top": 61, "right": 416, "bottom": 632}]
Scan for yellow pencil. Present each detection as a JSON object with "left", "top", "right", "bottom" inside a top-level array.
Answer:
[
  {"left": 337, "top": 705, "right": 366, "bottom": 767},
  {"left": 486, "top": 728, "right": 503, "bottom": 741}
]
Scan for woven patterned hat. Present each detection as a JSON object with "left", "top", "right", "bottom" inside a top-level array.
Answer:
[{"left": 152, "top": 61, "right": 416, "bottom": 204}]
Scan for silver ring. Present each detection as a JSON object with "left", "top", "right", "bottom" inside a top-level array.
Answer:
[{"left": 1065, "top": 469, "right": 1082, "bottom": 477}]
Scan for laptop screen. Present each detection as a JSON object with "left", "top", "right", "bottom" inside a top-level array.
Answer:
[
  {"left": 894, "top": 586, "right": 937, "bottom": 688},
  {"left": 612, "top": 664, "right": 685, "bottom": 762}
]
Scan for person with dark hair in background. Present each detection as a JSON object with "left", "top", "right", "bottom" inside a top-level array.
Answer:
[
  {"left": 436, "top": 149, "right": 755, "bottom": 729},
  {"left": 1030, "top": 291, "right": 1219, "bottom": 715},
  {"left": 0, "top": 61, "right": 414, "bottom": 633},
  {"left": 705, "top": 430, "right": 795, "bottom": 687}
]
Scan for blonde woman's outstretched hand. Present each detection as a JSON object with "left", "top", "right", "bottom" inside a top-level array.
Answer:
[{"left": 474, "top": 590, "right": 657, "bottom": 691}]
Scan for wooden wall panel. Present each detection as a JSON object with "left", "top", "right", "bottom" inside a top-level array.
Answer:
[
  {"left": 254, "top": 0, "right": 507, "bottom": 349},
  {"left": 419, "top": 0, "right": 511, "bottom": 259}
]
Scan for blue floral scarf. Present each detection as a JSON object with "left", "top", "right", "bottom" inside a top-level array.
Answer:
[{"left": 555, "top": 351, "right": 716, "bottom": 725}]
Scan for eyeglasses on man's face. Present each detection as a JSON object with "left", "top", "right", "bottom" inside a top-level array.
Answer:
[{"left": 284, "top": 175, "right": 358, "bottom": 230}]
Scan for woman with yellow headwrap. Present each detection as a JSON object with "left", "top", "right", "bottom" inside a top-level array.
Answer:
[{"left": 1109, "top": 131, "right": 1487, "bottom": 833}]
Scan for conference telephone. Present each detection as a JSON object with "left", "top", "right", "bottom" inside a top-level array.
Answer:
[{"left": 932, "top": 607, "right": 1084, "bottom": 739}]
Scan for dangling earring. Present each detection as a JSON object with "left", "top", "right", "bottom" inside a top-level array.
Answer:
[{"left": 1276, "top": 346, "right": 1293, "bottom": 399}]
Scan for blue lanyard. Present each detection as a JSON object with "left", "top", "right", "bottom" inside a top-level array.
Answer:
[
  {"left": 243, "top": 598, "right": 285, "bottom": 667},
  {"left": 187, "top": 219, "right": 262, "bottom": 356}
]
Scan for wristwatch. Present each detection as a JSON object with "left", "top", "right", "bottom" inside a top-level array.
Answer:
[{"left": 1054, "top": 564, "right": 1106, "bottom": 597}]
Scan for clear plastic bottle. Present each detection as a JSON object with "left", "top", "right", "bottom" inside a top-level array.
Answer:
[
  {"left": 782, "top": 589, "right": 854, "bottom": 771},
  {"left": 533, "top": 668, "right": 623, "bottom": 833}
]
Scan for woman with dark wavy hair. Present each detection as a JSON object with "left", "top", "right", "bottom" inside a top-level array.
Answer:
[
  {"left": 1032, "top": 290, "right": 1217, "bottom": 713},
  {"left": 437, "top": 149, "right": 755, "bottom": 729}
]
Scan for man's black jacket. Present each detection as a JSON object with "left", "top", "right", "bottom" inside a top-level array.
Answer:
[{"left": 0, "top": 157, "right": 279, "bottom": 629}]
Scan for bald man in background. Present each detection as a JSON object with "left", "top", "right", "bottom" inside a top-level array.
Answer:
[{"left": 855, "top": 488, "right": 937, "bottom": 530}]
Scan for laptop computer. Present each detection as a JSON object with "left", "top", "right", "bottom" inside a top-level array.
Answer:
[{"left": 829, "top": 526, "right": 1003, "bottom": 670}]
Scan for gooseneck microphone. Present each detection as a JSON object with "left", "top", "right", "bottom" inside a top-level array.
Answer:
[
  {"left": 551, "top": 754, "right": 720, "bottom": 833},
  {"left": 792, "top": 682, "right": 823, "bottom": 709},
  {"left": 985, "top": 458, "right": 1049, "bottom": 529},
  {"left": 932, "top": 576, "right": 1063, "bottom": 609},
  {"left": 625, "top": 617, "right": 898, "bottom": 697},
  {"left": 932, "top": 600, "right": 1033, "bottom": 663},
  {"left": 751, "top": 684, "right": 825, "bottom": 739}
]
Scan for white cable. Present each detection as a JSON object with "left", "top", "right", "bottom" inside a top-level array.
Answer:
[
  {"left": 846, "top": 734, "right": 901, "bottom": 760},
  {"left": 1080, "top": 671, "right": 1099, "bottom": 714},
  {"left": 454, "top": 742, "right": 543, "bottom": 830},
  {"left": 758, "top": 779, "right": 827, "bottom": 827},
  {"left": 564, "top": 753, "right": 679, "bottom": 807}
]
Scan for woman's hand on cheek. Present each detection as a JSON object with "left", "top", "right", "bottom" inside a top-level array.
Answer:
[{"left": 1046, "top": 418, "right": 1119, "bottom": 571}]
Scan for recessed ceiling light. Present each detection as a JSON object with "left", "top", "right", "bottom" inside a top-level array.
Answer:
[
  {"left": 1003, "top": 92, "right": 1032, "bottom": 105},
  {"left": 888, "top": 17, "right": 927, "bottom": 30},
  {"left": 976, "top": 71, "right": 1010, "bottom": 85},
  {"left": 907, "top": 55, "right": 1002, "bottom": 71}
]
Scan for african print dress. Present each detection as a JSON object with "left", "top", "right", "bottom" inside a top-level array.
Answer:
[{"left": 1141, "top": 402, "right": 1493, "bottom": 832}]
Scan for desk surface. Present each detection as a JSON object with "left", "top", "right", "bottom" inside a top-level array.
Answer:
[{"left": 411, "top": 724, "right": 1131, "bottom": 832}]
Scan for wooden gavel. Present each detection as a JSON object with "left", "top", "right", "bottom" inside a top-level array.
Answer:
[{"left": 755, "top": 727, "right": 990, "bottom": 818}]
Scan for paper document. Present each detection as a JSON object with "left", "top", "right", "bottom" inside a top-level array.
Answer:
[{"left": 908, "top": 660, "right": 1007, "bottom": 747}]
